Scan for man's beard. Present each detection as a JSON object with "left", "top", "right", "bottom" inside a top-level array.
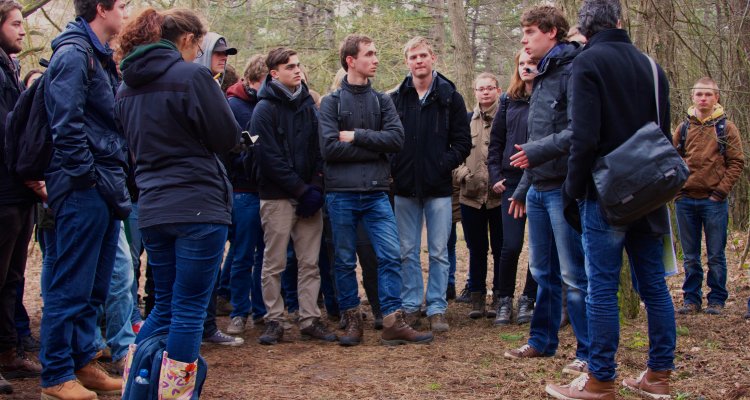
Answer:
[{"left": 0, "top": 35, "right": 22, "bottom": 55}]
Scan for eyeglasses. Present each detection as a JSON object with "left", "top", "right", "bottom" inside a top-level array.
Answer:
[
  {"left": 474, "top": 86, "right": 497, "bottom": 93},
  {"left": 197, "top": 45, "right": 204, "bottom": 58}
]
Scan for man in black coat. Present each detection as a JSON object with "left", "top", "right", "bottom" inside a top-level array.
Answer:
[
  {"left": 390, "top": 36, "right": 471, "bottom": 333},
  {"left": 546, "top": 0, "right": 676, "bottom": 398},
  {"left": 252, "top": 47, "right": 335, "bottom": 345}
]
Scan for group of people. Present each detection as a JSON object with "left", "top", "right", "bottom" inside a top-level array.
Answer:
[{"left": 0, "top": 0, "right": 747, "bottom": 399}]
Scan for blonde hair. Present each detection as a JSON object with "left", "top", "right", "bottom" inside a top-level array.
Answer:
[
  {"left": 403, "top": 36, "right": 434, "bottom": 58},
  {"left": 330, "top": 68, "right": 347, "bottom": 93}
]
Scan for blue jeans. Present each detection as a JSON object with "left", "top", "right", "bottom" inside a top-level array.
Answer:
[
  {"left": 40, "top": 188, "right": 119, "bottom": 388},
  {"left": 327, "top": 192, "right": 403, "bottom": 316},
  {"left": 448, "top": 223, "right": 457, "bottom": 286},
  {"left": 525, "top": 186, "right": 589, "bottom": 361},
  {"left": 395, "top": 196, "right": 452, "bottom": 317},
  {"left": 126, "top": 202, "right": 144, "bottom": 325},
  {"left": 675, "top": 197, "right": 729, "bottom": 306},
  {"left": 103, "top": 222, "right": 136, "bottom": 361},
  {"left": 580, "top": 200, "right": 676, "bottom": 381},
  {"left": 461, "top": 204, "right": 501, "bottom": 295},
  {"left": 137, "top": 223, "right": 228, "bottom": 363},
  {"left": 218, "top": 245, "right": 233, "bottom": 300},
  {"left": 228, "top": 193, "right": 265, "bottom": 318}
]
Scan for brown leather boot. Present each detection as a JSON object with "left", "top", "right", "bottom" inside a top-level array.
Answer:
[
  {"left": 468, "top": 292, "right": 486, "bottom": 319},
  {"left": 545, "top": 373, "right": 615, "bottom": 400},
  {"left": 75, "top": 361, "right": 121, "bottom": 396},
  {"left": 622, "top": 368, "right": 672, "bottom": 399},
  {"left": 381, "top": 310, "right": 434, "bottom": 346},
  {"left": 40, "top": 380, "right": 97, "bottom": 400},
  {"left": 339, "top": 308, "right": 363, "bottom": 347},
  {"left": 0, "top": 348, "right": 41, "bottom": 379}
]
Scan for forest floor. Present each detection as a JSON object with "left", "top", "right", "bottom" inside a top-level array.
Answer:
[{"left": 6, "top": 225, "right": 750, "bottom": 400}]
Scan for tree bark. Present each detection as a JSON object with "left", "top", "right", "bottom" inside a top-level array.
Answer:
[{"left": 446, "top": 0, "right": 474, "bottom": 109}]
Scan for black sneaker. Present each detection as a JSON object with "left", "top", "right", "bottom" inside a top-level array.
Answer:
[
  {"left": 493, "top": 296, "right": 513, "bottom": 326},
  {"left": 202, "top": 330, "right": 244, "bottom": 346},
  {"left": 300, "top": 319, "right": 337, "bottom": 342},
  {"left": 516, "top": 294, "right": 535, "bottom": 324},
  {"left": 446, "top": 284, "right": 456, "bottom": 300},
  {"left": 258, "top": 321, "right": 284, "bottom": 345},
  {"left": 704, "top": 303, "right": 724, "bottom": 315},
  {"left": 18, "top": 335, "right": 41, "bottom": 353},
  {"left": 455, "top": 285, "right": 471, "bottom": 303},
  {"left": 677, "top": 302, "right": 700, "bottom": 315}
]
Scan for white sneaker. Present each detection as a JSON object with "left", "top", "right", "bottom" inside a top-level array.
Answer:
[{"left": 226, "top": 316, "right": 248, "bottom": 335}]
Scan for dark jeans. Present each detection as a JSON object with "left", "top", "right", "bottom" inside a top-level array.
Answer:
[
  {"left": 675, "top": 197, "right": 729, "bottom": 307},
  {"left": 500, "top": 185, "right": 537, "bottom": 298},
  {"left": 580, "top": 200, "right": 675, "bottom": 381},
  {"left": 356, "top": 222, "right": 381, "bottom": 315},
  {"left": 0, "top": 203, "right": 33, "bottom": 352},
  {"left": 228, "top": 193, "right": 265, "bottom": 318},
  {"left": 326, "top": 192, "right": 402, "bottom": 316},
  {"left": 40, "top": 188, "right": 119, "bottom": 387},
  {"left": 138, "top": 223, "right": 228, "bottom": 363},
  {"left": 448, "top": 223, "right": 457, "bottom": 286},
  {"left": 15, "top": 278, "right": 31, "bottom": 339},
  {"left": 461, "top": 204, "right": 501, "bottom": 295}
]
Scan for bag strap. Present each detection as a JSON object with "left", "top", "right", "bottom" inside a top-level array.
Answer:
[{"left": 647, "top": 55, "right": 660, "bottom": 127}]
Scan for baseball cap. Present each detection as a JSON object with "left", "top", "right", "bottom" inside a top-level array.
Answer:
[{"left": 213, "top": 38, "right": 237, "bottom": 55}]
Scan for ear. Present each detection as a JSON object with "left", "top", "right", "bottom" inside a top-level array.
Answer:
[
  {"left": 97, "top": 2, "right": 108, "bottom": 18},
  {"left": 547, "top": 27, "right": 558, "bottom": 40},
  {"left": 270, "top": 69, "right": 279, "bottom": 79},
  {"left": 346, "top": 55, "right": 355, "bottom": 70},
  {"left": 431, "top": 52, "right": 437, "bottom": 64}
]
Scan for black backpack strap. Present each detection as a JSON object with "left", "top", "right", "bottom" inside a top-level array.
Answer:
[
  {"left": 678, "top": 119, "right": 689, "bottom": 157},
  {"left": 500, "top": 92, "right": 509, "bottom": 119},
  {"left": 54, "top": 37, "right": 97, "bottom": 81},
  {"left": 715, "top": 117, "right": 727, "bottom": 156}
]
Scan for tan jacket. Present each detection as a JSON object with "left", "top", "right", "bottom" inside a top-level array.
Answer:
[
  {"left": 454, "top": 101, "right": 502, "bottom": 209},
  {"left": 672, "top": 105, "right": 745, "bottom": 200}
]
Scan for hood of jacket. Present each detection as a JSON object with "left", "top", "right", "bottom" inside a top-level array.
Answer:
[
  {"left": 687, "top": 104, "right": 725, "bottom": 125},
  {"left": 51, "top": 17, "right": 112, "bottom": 59},
  {"left": 537, "top": 41, "right": 582, "bottom": 76},
  {"left": 395, "top": 71, "right": 458, "bottom": 106},
  {"left": 194, "top": 32, "right": 223, "bottom": 71},
  {"left": 226, "top": 81, "right": 252, "bottom": 101},
  {"left": 120, "top": 40, "right": 183, "bottom": 88},
  {"left": 257, "top": 73, "right": 312, "bottom": 108}
]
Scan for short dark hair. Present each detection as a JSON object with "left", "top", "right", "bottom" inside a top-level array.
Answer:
[
  {"left": 521, "top": 5, "right": 569, "bottom": 42},
  {"left": 0, "top": 0, "right": 21, "bottom": 25},
  {"left": 74, "top": 0, "right": 116, "bottom": 23},
  {"left": 265, "top": 47, "right": 297, "bottom": 71},
  {"left": 577, "top": 0, "right": 621, "bottom": 38},
  {"left": 339, "top": 34, "right": 373, "bottom": 72}
]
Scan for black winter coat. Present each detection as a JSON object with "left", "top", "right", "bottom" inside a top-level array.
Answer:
[
  {"left": 115, "top": 41, "right": 240, "bottom": 229},
  {"left": 390, "top": 72, "right": 471, "bottom": 198},
  {"left": 565, "top": 29, "right": 671, "bottom": 234},
  {"left": 488, "top": 96, "right": 529, "bottom": 188},
  {"left": 0, "top": 49, "right": 33, "bottom": 206},
  {"left": 252, "top": 75, "right": 322, "bottom": 200},
  {"left": 319, "top": 76, "right": 404, "bottom": 192}
]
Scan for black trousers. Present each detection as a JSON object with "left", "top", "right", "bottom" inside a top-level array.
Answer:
[{"left": 0, "top": 203, "right": 34, "bottom": 352}]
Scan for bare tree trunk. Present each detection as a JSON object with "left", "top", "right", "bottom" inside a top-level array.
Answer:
[
  {"left": 428, "top": 0, "right": 447, "bottom": 56},
  {"left": 619, "top": 254, "right": 640, "bottom": 319},
  {"left": 446, "top": 0, "right": 474, "bottom": 108},
  {"left": 22, "top": 0, "right": 54, "bottom": 17}
]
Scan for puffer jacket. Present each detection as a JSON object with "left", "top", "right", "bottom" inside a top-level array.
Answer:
[
  {"left": 454, "top": 101, "right": 502, "bottom": 209},
  {"left": 44, "top": 17, "right": 131, "bottom": 218}
]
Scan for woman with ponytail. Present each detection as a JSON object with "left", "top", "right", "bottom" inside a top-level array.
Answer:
[{"left": 114, "top": 8, "right": 240, "bottom": 399}]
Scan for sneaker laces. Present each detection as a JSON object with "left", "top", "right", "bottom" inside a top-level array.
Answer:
[
  {"left": 636, "top": 370, "right": 647, "bottom": 384},
  {"left": 571, "top": 374, "right": 589, "bottom": 391},
  {"left": 517, "top": 344, "right": 532, "bottom": 355},
  {"left": 570, "top": 359, "right": 587, "bottom": 370}
]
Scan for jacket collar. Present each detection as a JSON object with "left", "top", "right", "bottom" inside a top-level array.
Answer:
[
  {"left": 77, "top": 17, "right": 113, "bottom": 57},
  {"left": 473, "top": 100, "right": 498, "bottom": 122},
  {"left": 340, "top": 75, "right": 372, "bottom": 95},
  {"left": 537, "top": 41, "right": 581, "bottom": 75},
  {"left": 396, "top": 70, "right": 456, "bottom": 106},
  {"left": 584, "top": 29, "right": 632, "bottom": 48}
]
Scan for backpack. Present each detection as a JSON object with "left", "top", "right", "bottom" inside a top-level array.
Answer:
[
  {"left": 121, "top": 330, "right": 208, "bottom": 400},
  {"left": 676, "top": 117, "right": 727, "bottom": 157},
  {"left": 3, "top": 37, "right": 96, "bottom": 181}
]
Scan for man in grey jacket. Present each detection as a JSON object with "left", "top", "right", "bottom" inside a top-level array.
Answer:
[{"left": 319, "top": 34, "right": 433, "bottom": 347}]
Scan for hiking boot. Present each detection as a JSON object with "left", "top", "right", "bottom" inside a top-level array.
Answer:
[
  {"left": 258, "top": 321, "right": 284, "bottom": 345},
  {"left": 469, "top": 292, "right": 486, "bottom": 319},
  {"left": 372, "top": 310, "right": 384, "bottom": 330},
  {"left": 381, "top": 310, "right": 433, "bottom": 345},
  {"left": 202, "top": 330, "right": 244, "bottom": 346},
  {"left": 216, "top": 295, "right": 233, "bottom": 316},
  {"left": 622, "top": 368, "right": 672, "bottom": 399},
  {"left": 504, "top": 343, "right": 545, "bottom": 359},
  {"left": 493, "top": 296, "right": 513, "bottom": 326},
  {"left": 226, "top": 316, "right": 248, "bottom": 334},
  {"left": 562, "top": 359, "right": 589, "bottom": 376},
  {"left": 446, "top": 283, "right": 456, "bottom": 300},
  {"left": 487, "top": 292, "right": 499, "bottom": 319},
  {"left": 455, "top": 284, "right": 471, "bottom": 303},
  {"left": 704, "top": 303, "right": 724, "bottom": 315},
  {"left": 546, "top": 373, "right": 615, "bottom": 400},
  {"left": 40, "top": 379, "right": 96, "bottom": 400},
  {"left": 75, "top": 361, "right": 122, "bottom": 396},
  {"left": 300, "top": 319, "right": 337, "bottom": 342},
  {"left": 0, "top": 348, "right": 41, "bottom": 379},
  {"left": 19, "top": 335, "right": 41, "bottom": 352},
  {"left": 404, "top": 310, "right": 422, "bottom": 329},
  {"left": 0, "top": 372, "right": 11, "bottom": 394},
  {"left": 516, "top": 294, "right": 535, "bottom": 324},
  {"left": 428, "top": 313, "right": 449, "bottom": 332},
  {"left": 253, "top": 316, "right": 265, "bottom": 326},
  {"left": 676, "top": 302, "right": 700, "bottom": 315},
  {"left": 339, "top": 308, "right": 364, "bottom": 347}
]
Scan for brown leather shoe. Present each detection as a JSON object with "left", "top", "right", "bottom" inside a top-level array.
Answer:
[
  {"left": 40, "top": 379, "right": 97, "bottom": 400},
  {"left": 381, "top": 310, "right": 433, "bottom": 345},
  {"left": 622, "top": 368, "right": 672, "bottom": 399},
  {"left": 404, "top": 310, "right": 422, "bottom": 329},
  {"left": 339, "top": 308, "right": 364, "bottom": 347},
  {"left": 75, "top": 361, "right": 121, "bottom": 396},
  {"left": 0, "top": 348, "right": 41, "bottom": 379},
  {"left": 503, "top": 343, "right": 545, "bottom": 359},
  {"left": 428, "top": 313, "right": 449, "bottom": 332},
  {"left": 546, "top": 373, "right": 615, "bottom": 400}
]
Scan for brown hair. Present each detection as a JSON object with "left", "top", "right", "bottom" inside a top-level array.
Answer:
[
  {"left": 116, "top": 8, "right": 206, "bottom": 61},
  {"left": 506, "top": 50, "right": 534, "bottom": 100},
  {"left": 692, "top": 76, "right": 719, "bottom": 95},
  {"left": 339, "top": 34, "right": 373, "bottom": 72},
  {"left": 243, "top": 54, "right": 267, "bottom": 83},
  {"left": 266, "top": 47, "right": 297, "bottom": 71},
  {"left": 221, "top": 64, "right": 238, "bottom": 92},
  {"left": 74, "top": 0, "right": 116, "bottom": 22},
  {"left": 474, "top": 72, "right": 499, "bottom": 90},
  {"left": 0, "top": 0, "right": 21, "bottom": 25},
  {"left": 22, "top": 68, "right": 43, "bottom": 87},
  {"left": 403, "top": 36, "right": 434, "bottom": 58},
  {"left": 521, "top": 5, "right": 569, "bottom": 42}
]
